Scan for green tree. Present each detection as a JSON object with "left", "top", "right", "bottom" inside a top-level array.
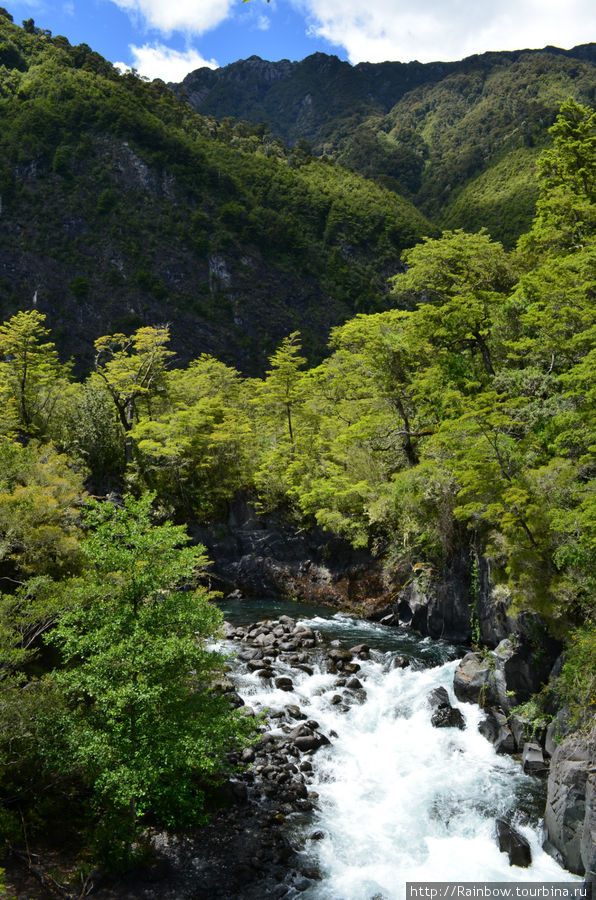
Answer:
[
  {"left": 392, "top": 229, "right": 514, "bottom": 377},
  {"left": 0, "top": 310, "right": 70, "bottom": 438},
  {"left": 0, "top": 437, "right": 85, "bottom": 583},
  {"left": 46, "top": 495, "right": 253, "bottom": 856},
  {"left": 255, "top": 331, "right": 306, "bottom": 447},
  {"left": 94, "top": 326, "right": 173, "bottom": 465},
  {"left": 518, "top": 100, "right": 596, "bottom": 258},
  {"left": 132, "top": 356, "right": 254, "bottom": 519}
]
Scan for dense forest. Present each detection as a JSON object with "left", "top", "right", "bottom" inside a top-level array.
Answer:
[
  {"left": 0, "top": 8, "right": 431, "bottom": 374},
  {"left": 0, "top": 6, "right": 595, "bottom": 893},
  {"left": 178, "top": 43, "right": 596, "bottom": 246},
  {"left": 0, "top": 94, "right": 594, "bottom": 882}
]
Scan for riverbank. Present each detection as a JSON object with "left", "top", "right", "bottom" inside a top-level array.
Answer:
[{"left": 4, "top": 601, "right": 583, "bottom": 899}]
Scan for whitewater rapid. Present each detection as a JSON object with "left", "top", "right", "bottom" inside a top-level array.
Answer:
[{"left": 225, "top": 609, "right": 579, "bottom": 900}]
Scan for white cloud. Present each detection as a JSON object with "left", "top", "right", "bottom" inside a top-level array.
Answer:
[
  {"left": 115, "top": 43, "right": 218, "bottom": 81},
  {"left": 293, "top": 0, "right": 596, "bottom": 64},
  {"left": 109, "top": 0, "right": 234, "bottom": 34},
  {"left": 256, "top": 14, "right": 271, "bottom": 31}
]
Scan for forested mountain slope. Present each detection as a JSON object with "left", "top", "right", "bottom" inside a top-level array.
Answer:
[
  {"left": 0, "top": 10, "right": 431, "bottom": 373},
  {"left": 0, "top": 105, "right": 593, "bottom": 875},
  {"left": 178, "top": 45, "right": 596, "bottom": 246}
]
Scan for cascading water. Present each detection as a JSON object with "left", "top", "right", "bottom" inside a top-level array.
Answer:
[{"left": 222, "top": 602, "right": 579, "bottom": 900}]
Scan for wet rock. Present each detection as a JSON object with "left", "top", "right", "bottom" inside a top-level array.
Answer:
[
  {"left": 479, "top": 709, "right": 516, "bottom": 754},
  {"left": 427, "top": 686, "right": 466, "bottom": 730},
  {"left": 294, "top": 664, "right": 314, "bottom": 675},
  {"left": 544, "top": 727, "right": 595, "bottom": 874},
  {"left": 453, "top": 652, "right": 498, "bottom": 708},
  {"left": 238, "top": 648, "right": 264, "bottom": 661},
  {"left": 349, "top": 643, "right": 370, "bottom": 659},
  {"left": 280, "top": 640, "right": 299, "bottom": 651},
  {"left": 346, "top": 677, "right": 363, "bottom": 690},
  {"left": 495, "top": 818, "right": 532, "bottom": 868},
  {"left": 286, "top": 705, "right": 307, "bottom": 721},
  {"left": 227, "top": 691, "right": 245, "bottom": 709},
  {"left": 392, "top": 655, "right": 410, "bottom": 669},
  {"left": 255, "top": 632, "right": 278, "bottom": 649},
  {"left": 247, "top": 659, "right": 266, "bottom": 671},
  {"left": 275, "top": 677, "right": 294, "bottom": 692},
  {"left": 293, "top": 734, "right": 330, "bottom": 752},
  {"left": 310, "top": 830, "right": 325, "bottom": 841},
  {"left": 522, "top": 742, "right": 549, "bottom": 776},
  {"left": 328, "top": 647, "right": 352, "bottom": 663},
  {"left": 427, "top": 686, "right": 450, "bottom": 708},
  {"left": 257, "top": 668, "right": 275, "bottom": 680}
]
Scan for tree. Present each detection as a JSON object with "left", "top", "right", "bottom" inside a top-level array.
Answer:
[
  {"left": 0, "top": 310, "right": 70, "bottom": 438},
  {"left": 255, "top": 331, "right": 306, "bottom": 447},
  {"left": 0, "top": 437, "right": 85, "bottom": 583},
  {"left": 132, "top": 356, "right": 254, "bottom": 519},
  {"left": 46, "top": 495, "right": 253, "bottom": 856},
  {"left": 94, "top": 326, "right": 173, "bottom": 465},
  {"left": 391, "top": 229, "right": 514, "bottom": 378},
  {"left": 518, "top": 100, "right": 596, "bottom": 258}
]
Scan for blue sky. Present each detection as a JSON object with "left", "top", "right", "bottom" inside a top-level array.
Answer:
[{"left": 4, "top": 0, "right": 596, "bottom": 81}]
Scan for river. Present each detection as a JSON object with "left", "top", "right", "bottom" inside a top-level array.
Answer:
[{"left": 220, "top": 597, "right": 579, "bottom": 900}]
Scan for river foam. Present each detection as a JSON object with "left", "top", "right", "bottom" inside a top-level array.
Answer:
[{"left": 223, "top": 606, "right": 579, "bottom": 900}]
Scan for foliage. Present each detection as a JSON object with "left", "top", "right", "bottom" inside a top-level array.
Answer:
[
  {"left": 181, "top": 46, "right": 596, "bottom": 245},
  {"left": 0, "top": 437, "right": 85, "bottom": 582},
  {"left": 94, "top": 326, "right": 173, "bottom": 464},
  {"left": 0, "top": 62, "right": 594, "bottom": 872},
  {"left": 555, "top": 626, "right": 596, "bottom": 728},
  {"left": 45, "top": 495, "right": 253, "bottom": 855},
  {"left": 0, "top": 310, "right": 70, "bottom": 438},
  {"left": 0, "top": 13, "right": 432, "bottom": 374}
]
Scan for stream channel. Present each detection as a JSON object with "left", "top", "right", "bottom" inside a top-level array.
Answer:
[{"left": 219, "top": 596, "right": 579, "bottom": 900}]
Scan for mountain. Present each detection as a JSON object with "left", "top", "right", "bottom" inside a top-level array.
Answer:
[
  {"left": 177, "top": 45, "right": 596, "bottom": 246},
  {"left": 0, "top": 10, "right": 432, "bottom": 373}
]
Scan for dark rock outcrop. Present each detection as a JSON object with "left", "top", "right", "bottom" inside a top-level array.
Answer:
[
  {"left": 495, "top": 818, "right": 532, "bottom": 868},
  {"left": 194, "top": 496, "right": 391, "bottom": 611},
  {"left": 478, "top": 709, "right": 516, "bottom": 755},
  {"left": 522, "top": 742, "right": 549, "bottom": 776},
  {"left": 454, "top": 634, "right": 560, "bottom": 713},
  {"left": 427, "top": 686, "right": 466, "bottom": 730},
  {"left": 543, "top": 726, "right": 596, "bottom": 876}
]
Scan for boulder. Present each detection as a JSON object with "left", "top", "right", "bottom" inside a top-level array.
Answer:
[
  {"left": 495, "top": 818, "right": 532, "bottom": 868},
  {"left": 392, "top": 655, "right": 410, "bottom": 669},
  {"left": 427, "top": 686, "right": 466, "bottom": 730},
  {"left": 275, "top": 677, "right": 294, "bottom": 692},
  {"left": 454, "top": 635, "right": 560, "bottom": 715},
  {"left": 478, "top": 709, "right": 516, "bottom": 754},
  {"left": 453, "top": 653, "right": 499, "bottom": 707},
  {"left": 522, "top": 742, "right": 549, "bottom": 776}
]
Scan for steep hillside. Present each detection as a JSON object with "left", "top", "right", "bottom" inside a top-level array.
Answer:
[
  {"left": 0, "top": 10, "right": 431, "bottom": 373},
  {"left": 178, "top": 45, "right": 596, "bottom": 245}
]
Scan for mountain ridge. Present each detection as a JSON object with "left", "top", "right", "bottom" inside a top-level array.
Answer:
[{"left": 175, "top": 43, "right": 596, "bottom": 245}]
